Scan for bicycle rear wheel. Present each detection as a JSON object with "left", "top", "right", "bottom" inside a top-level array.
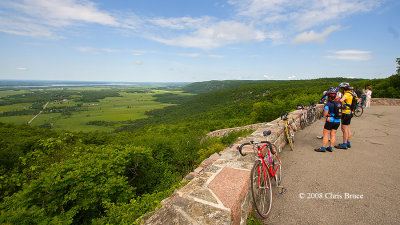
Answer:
[
  {"left": 300, "top": 118, "right": 305, "bottom": 129},
  {"left": 251, "top": 160, "right": 273, "bottom": 218},
  {"left": 354, "top": 105, "right": 363, "bottom": 117}
]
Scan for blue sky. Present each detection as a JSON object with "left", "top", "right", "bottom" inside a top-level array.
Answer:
[{"left": 0, "top": 0, "right": 399, "bottom": 82}]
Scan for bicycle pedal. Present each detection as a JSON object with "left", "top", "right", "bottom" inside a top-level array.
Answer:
[{"left": 278, "top": 185, "right": 287, "bottom": 194}]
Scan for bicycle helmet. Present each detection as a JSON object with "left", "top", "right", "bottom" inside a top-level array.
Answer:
[
  {"left": 328, "top": 90, "right": 337, "bottom": 98},
  {"left": 339, "top": 82, "right": 349, "bottom": 88},
  {"left": 323, "top": 91, "right": 328, "bottom": 95}
]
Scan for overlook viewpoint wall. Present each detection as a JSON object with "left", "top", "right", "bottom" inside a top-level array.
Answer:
[
  {"left": 144, "top": 98, "right": 399, "bottom": 225},
  {"left": 144, "top": 104, "right": 324, "bottom": 225}
]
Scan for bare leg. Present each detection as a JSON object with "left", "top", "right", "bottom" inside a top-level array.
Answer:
[
  {"left": 342, "top": 124, "right": 349, "bottom": 143},
  {"left": 347, "top": 125, "right": 351, "bottom": 142},
  {"left": 330, "top": 129, "right": 337, "bottom": 147},
  {"left": 322, "top": 129, "right": 330, "bottom": 147}
]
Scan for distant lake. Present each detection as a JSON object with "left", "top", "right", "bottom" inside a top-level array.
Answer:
[{"left": 0, "top": 80, "right": 188, "bottom": 89}]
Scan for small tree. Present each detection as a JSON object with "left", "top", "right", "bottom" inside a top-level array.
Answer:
[{"left": 396, "top": 58, "right": 400, "bottom": 75}]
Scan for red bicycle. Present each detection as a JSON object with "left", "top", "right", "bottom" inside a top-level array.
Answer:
[{"left": 237, "top": 130, "right": 282, "bottom": 219}]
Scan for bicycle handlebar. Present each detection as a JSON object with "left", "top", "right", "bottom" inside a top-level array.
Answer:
[
  {"left": 237, "top": 140, "right": 269, "bottom": 156},
  {"left": 237, "top": 130, "right": 272, "bottom": 156}
]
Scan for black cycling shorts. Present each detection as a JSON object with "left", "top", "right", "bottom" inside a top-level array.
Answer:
[
  {"left": 324, "top": 122, "right": 340, "bottom": 130},
  {"left": 341, "top": 114, "right": 353, "bottom": 125}
]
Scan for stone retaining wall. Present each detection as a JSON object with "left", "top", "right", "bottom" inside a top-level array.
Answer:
[
  {"left": 371, "top": 98, "right": 400, "bottom": 106},
  {"left": 144, "top": 104, "right": 324, "bottom": 225}
]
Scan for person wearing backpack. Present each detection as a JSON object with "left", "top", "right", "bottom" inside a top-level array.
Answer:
[
  {"left": 335, "top": 82, "right": 353, "bottom": 150},
  {"left": 315, "top": 90, "right": 341, "bottom": 152}
]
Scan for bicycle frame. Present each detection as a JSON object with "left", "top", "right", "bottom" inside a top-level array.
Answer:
[
  {"left": 254, "top": 142, "right": 281, "bottom": 182},
  {"left": 237, "top": 131, "right": 284, "bottom": 218}
]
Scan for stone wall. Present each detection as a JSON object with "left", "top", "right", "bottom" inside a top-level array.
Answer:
[
  {"left": 371, "top": 98, "right": 400, "bottom": 106},
  {"left": 144, "top": 104, "right": 324, "bottom": 225}
]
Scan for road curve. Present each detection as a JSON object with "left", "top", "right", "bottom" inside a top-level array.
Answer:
[{"left": 261, "top": 105, "right": 400, "bottom": 224}]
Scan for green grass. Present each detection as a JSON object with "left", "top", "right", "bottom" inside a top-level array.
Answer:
[
  {"left": 0, "top": 90, "right": 29, "bottom": 98},
  {"left": 0, "top": 103, "right": 33, "bottom": 113},
  {"left": 0, "top": 115, "right": 32, "bottom": 125},
  {"left": 0, "top": 89, "right": 183, "bottom": 132}
]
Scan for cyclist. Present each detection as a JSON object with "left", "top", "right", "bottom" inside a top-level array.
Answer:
[
  {"left": 336, "top": 87, "right": 342, "bottom": 99},
  {"left": 361, "top": 87, "right": 367, "bottom": 107},
  {"left": 319, "top": 90, "right": 328, "bottom": 104},
  {"left": 335, "top": 82, "right": 353, "bottom": 150},
  {"left": 315, "top": 90, "right": 341, "bottom": 152},
  {"left": 355, "top": 87, "right": 362, "bottom": 99}
]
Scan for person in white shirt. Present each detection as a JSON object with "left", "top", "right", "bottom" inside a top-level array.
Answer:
[{"left": 365, "top": 86, "right": 372, "bottom": 108}]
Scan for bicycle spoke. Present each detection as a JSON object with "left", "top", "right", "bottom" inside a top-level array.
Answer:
[{"left": 251, "top": 161, "right": 273, "bottom": 218}]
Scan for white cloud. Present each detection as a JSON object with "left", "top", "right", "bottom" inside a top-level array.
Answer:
[
  {"left": 0, "top": 0, "right": 383, "bottom": 49},
  {"left": 101, "top": 48, "right": 121, "bottom": 53},
  {"left": 176, "top": 53, "right": 224, "bottom": 58},
  {"left": 288, "top": 75, "right": 296, "bottom": 79},
  {"left": 177, "top": 53, "right": 202, "bottom": 57},
  {"left": 208, "top": 54, "right": 224, "bottom": 58},
  {"left": 151, "top": 20, "right": 266, "bottom": 49},
  {"left": 134, "top": 60, "right": 143, "bottom": 65},
  {"left": 325, "top": 50, "right": 372, "bottom": 61},
  {"left": 292, "top": 25, "right": 341, "bottom": 44},
  {"left": 74, "top": 47, "right": 154, "bottom": 56},
  {"left": 228, "top": 0, "right": 381, "bottom": 31},
  {"left": 0, "top": 0, "right": 120, "bottom": 38},
  {"left": 0, "top": 16, "right": 57, "bottom": 38},
  {"left": 75, "top": 46, "right": 95, "bottom": 52},
  {"left": 149, "top": 16, "right": 211, "bottom": 30},
  {"left": 10, "top": 0, "right": 118, "bottom": 26},
  {"left": 264, "top": 74, "right": 273, "bottom": 79},
  {"left": 16, "top": 67, "right": 27, "bottom": 70}
]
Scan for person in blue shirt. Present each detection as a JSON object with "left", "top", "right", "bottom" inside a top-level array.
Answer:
[
  {"left": 315, "top": 90, "right": 341, "bottom": 152},
  {"left": 319, "top": 90, "right": 328, "bottom": 104}
]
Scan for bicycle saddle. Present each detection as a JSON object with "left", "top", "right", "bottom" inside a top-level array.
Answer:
[{"left": 263, "top": 130, "right": 272, "bottom": 136}]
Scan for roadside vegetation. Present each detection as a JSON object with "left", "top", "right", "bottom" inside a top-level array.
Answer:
[{"left": 0, "top": 75, "right": 399, "bottom": 224}]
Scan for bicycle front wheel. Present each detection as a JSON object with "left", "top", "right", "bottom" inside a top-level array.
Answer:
[
  {"left": 270, "top": 145, "right": 282, "bottom": 186},
  {"left": 251, "top": 160, "right": 273, "bottom": 219},
  {"left": 354, "top": 106, "right": 363, "bottom": 117},
  {"left": 286, "top": 126, "right": 295, "bottom": 151}
]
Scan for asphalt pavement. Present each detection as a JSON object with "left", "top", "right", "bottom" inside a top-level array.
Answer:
[{"left": 261, "top": 105, "right": 400, "bottom": 224}]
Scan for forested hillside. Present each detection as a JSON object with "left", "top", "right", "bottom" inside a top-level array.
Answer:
[
  {"left": 1, "top": 75, "right": 399, "bottom": 224},
  {"left": 181, "top": 80, "right": 266, "bottom": 94}
]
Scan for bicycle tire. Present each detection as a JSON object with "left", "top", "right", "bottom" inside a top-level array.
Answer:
[
  {"left": 311, "top": 110, "right": 316, "bottom": 123},
  {"left": 300, "top": 119, "right": 305, "bottom": 129},
  {"left": 354, "top": 105, "right": 363, "bottom": 117},
  {"left": 251, "top": 160, "right": 273, "bottom": 218},
  {"left": 286, "top": 126, "right": 295, "bottom": 151},
  {"left": 307, "top": 112, "right": 313, "bottom": 125}
]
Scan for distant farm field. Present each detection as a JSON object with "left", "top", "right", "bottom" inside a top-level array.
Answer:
[{"left": 0, "top": 87, "right": 190, "bottom": 132}]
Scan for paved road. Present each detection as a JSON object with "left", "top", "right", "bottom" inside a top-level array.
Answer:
[
  {"left": 27, "top": 101, "right": 49, "bottom": 125},
  {"left": 262, "top": 105, "right": 400, "bottom": 224}
]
